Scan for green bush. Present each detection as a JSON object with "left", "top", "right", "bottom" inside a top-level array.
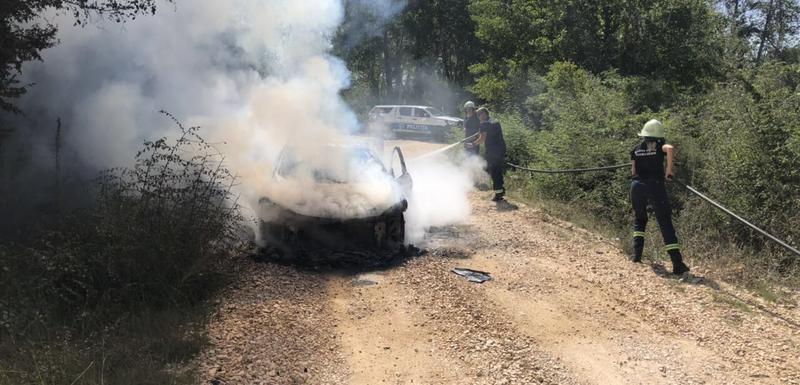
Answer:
[
  {"left": 501, "top": 62, "right": 650, "bottom": 224},
  {"left": 672, "top": 62, "right": 800, "bottom": 276}
]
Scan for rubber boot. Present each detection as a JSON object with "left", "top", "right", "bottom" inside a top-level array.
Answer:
[
  {"left": 492, "top": 189, "right": 505, "bottom": 202},
  {"left": 630, "top": 237, "right": 644, "bottom": 263},
  {"left": 668, "top": 249, "right": 690, "bottom": 275}
]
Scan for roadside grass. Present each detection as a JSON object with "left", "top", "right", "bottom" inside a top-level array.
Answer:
[
  {"left": 711, "top": 292, "right": 753, "bottom": 314},
  {"left": 444, "top": 125, "right": 465, "bottom": 144},
  {"left": 0, "top": 304, "right": 215, "bottom": 385},
  {"left": 753, "top": 283, "right": 781, "bottom": 303},
  {"left": 751, "top": 281, "right": 794, "bottom": 304},
  {"left": 666, "top": 279, "right": 687, "bottom": 293},
  {"left": 507, "top": 172, "right": 629, "bottom": 250}
]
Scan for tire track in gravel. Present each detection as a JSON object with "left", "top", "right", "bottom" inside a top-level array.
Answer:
[
  {"left": 326, "top": 254, "right": 581, "bottom": 385},
  {"left": 459, "top": 198, "right": 734, "bottom": 385},
  {"left": 328, "top": 271, "right": 468, "bottom": 384},
  {"left": 393, "top": 255, "right": 582, "bottom": 385}
]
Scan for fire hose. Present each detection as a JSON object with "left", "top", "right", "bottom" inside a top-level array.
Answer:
[
  {"left": 672, "top": 179, "right": 800, "bottom": 258},
  {"left": 409, "top": 132, "right": 479, "bottom": 161}
]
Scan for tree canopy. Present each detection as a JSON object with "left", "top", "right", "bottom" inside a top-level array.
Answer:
[{"left": 336, "top": 0, "right": 799, "bottom": 112}]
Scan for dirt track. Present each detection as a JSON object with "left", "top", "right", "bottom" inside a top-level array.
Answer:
[{"left": 198, "top": 139, "right": 800, "bottom": 385}]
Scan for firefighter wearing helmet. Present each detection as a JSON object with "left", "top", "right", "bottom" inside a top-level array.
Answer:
[{"left": 629, "top": 119, "right": 690, "bottom": 274}]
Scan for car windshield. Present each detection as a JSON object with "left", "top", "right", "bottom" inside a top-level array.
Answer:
[
  {"left": 424, "top": 107, "right": 446, "bottom": 116},
  {"left": 371, "top": 107, "right": 392, "bottom": 114},
  {"left": 276, "top": 146, "right": 387, "bottom": 183}
]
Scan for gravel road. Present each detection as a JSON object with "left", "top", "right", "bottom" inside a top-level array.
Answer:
[{"left": 198, "top": 138, "right": 800, "bottom": 385}]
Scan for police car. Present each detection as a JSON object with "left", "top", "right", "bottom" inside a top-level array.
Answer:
[{"left": 368, "top": 105, "right": 462, "bottom": 141}]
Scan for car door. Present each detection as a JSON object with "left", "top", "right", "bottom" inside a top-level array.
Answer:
[
  {"left": 408, "top": 107, "right": 432, "bottom": 133},
  {"left": 395, "top": 106, "right": 414, "bottom": 132}
]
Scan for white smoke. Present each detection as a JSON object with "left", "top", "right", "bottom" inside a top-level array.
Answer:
[
  {"left": 404, "top": 153, "right": 486, "bottom": 243},
  {"left": 15, "top": 0, "right": 482, "bottom": 245},
  {"left": 20, "top": 1, "right": 361, "bottom": 160},
  {"left": 19, "top": 1, "right": 381, "bottom": 213}
]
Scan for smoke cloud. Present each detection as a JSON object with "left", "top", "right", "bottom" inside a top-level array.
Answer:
[
  {"left": 7, "top": 0, "right": 480, "bottom": 245},
  {"left": 405, "top": 153, "right": 485, "bottom": 243}
]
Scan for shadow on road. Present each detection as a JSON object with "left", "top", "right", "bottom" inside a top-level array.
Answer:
[
  {"left": 250, "top": 244, "right": 425, "bottom": 275},
  {"left": 650, "top": 262, "right": 720, "bottom": 290},
  {"left": 496, "top": 200, "right": 519, "bottom": 211}
]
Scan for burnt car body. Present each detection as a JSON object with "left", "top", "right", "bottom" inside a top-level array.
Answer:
[{"left": 258, "top": 141, "right": 411, "bottom": 262}]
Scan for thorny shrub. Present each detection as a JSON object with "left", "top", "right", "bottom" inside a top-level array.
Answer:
[{"left": 0, "top": 112, "right": 246, "bottom": 384}]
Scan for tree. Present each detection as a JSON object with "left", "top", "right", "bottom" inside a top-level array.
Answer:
[
  {"left": 335, "top": 0, "right": 482, "bottom": 108},
  {"left": 753, "top": 0, "right": 800, "bottom": 63},
  {"left": 716, "top": 0, "right": 800, "bottom": 64},
  {"left": 0, "top": 0, "right": 169, "bottom": 113},
  {"left": 468, "top": 0, "right": 726, "bottom": 106}
]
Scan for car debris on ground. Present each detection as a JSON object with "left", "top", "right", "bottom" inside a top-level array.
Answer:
[{"left": 452, "top": 267, "right": 492, "bottom": 283}]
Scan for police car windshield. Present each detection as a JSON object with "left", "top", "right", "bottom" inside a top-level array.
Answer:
[{"left": 424, "top": 107, "right": 445, "bottom": 116}]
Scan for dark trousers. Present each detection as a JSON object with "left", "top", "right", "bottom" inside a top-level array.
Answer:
[
  {"left": 631, "top": 179, "right": 682, "bottom": 261},
  {"left": 487, "top": 160, "right": 505, "bottom": 196}
]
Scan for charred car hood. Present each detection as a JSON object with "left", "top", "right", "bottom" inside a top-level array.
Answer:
[{"left": 259, "top": 177, "right": 406, "bottom": 220}]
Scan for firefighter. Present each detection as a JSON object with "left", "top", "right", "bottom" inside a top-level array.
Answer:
[
  {"left": 467, "top": 107, "right": 507, "bottom": 201},
  {"left": 629, "top": 119, "right": 690, "bottom": 275},
  {"left": 463, "top": 101, "right": 480, "bottom": 156}
]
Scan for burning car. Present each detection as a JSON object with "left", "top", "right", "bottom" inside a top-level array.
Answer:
[{"left": 257, "top": 140, "right": 412, "bottom": 263}]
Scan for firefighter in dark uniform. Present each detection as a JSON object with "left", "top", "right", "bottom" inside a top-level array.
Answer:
[
  {"left": 630, "top": 119, "right": 690, "bottom": 275},
  {"left": 467, "top": 107, "right": 507, "bottom": 201},
  {"left": 463, "top": 101, "right": 480, "bottom": 156}
]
